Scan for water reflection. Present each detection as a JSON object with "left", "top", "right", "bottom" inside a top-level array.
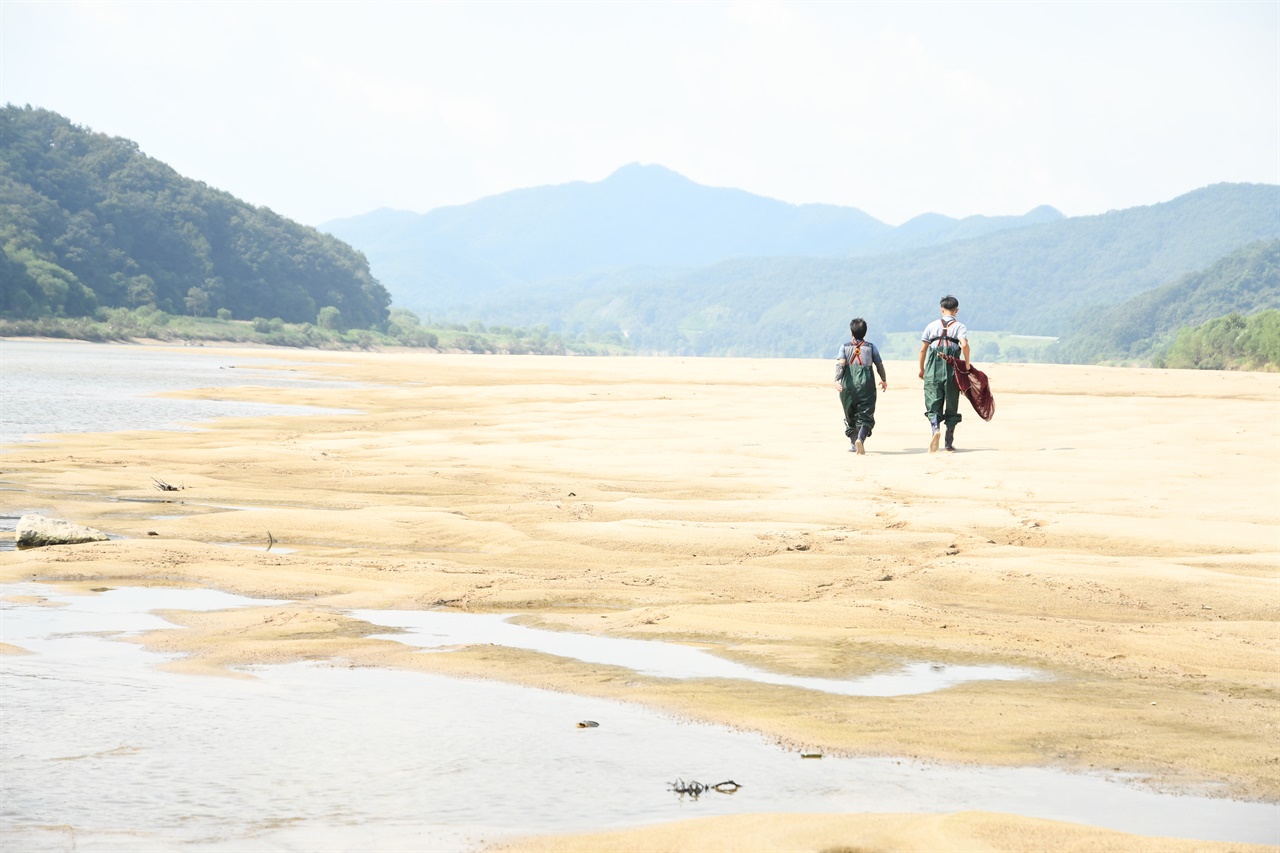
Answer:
[
  {"left": 2, "top": 584, "right": 1276, "bottom": 852},
  {"left": 352, "top": 609, "right": 1041, "bottom": 697}
]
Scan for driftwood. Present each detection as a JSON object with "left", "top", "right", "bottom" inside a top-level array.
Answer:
[
  {"left": 152, "top": 477, "right": 184, "bottom": 492},
  {"left": 669, "top": 779, "right": 741, "bottom": 798}
]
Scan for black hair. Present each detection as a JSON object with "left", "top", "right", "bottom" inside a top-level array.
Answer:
[
  {"left": 940, "top": 295, "right": 959, "bottom": 311},
  {"left": 849, "top": 317, "right": 868, "bottom": 340}
]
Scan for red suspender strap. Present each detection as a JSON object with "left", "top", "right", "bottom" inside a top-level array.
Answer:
[{"left": 937, "top": 318, "right": 955, "bottom": 349}]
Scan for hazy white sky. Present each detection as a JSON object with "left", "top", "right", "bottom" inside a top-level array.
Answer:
[{"left": 3, "top": 1, "right": 1276, "bottom": 227}]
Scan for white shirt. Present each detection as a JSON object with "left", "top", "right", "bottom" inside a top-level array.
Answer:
[{"left": 921, "top": 316, "right": 967, "bottom": 348}]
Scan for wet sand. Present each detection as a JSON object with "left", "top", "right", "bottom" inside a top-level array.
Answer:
[{"left": 2, "top": 346, "right": 1277, "bottom": 850}]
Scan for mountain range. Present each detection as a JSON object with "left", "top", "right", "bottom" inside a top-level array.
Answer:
[
  {"left": 323, "top": 167, "right": 1279, "bottom": 356},
  {"left": 321, "top": 163, "right": 1065, "bottom": 317},
  {"left": 4, "top": 106, "right": 1276, "bottom": 362}
]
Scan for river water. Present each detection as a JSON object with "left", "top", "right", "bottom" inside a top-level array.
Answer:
[
  {"left": 4, "top": 584, "right": 1277, "bottom": 852},
  {"left": 0, "top": 339, "right": 355, "bottom": 443},
  {"left": 2, "top": 341, "right": 1277, "bottom": 850}
]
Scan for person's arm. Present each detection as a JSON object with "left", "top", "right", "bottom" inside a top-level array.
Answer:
[
  {"left": 917, "top": 341, "right": 928, "bottom": 379},
  {"left": 834, "top": 346, "right": 846, "bottom": 390},
  {"left": 961, "top": 338, "right": 971, "bottom": 370},
  {"left": 874, "top": 346, "right": 888, "bottom": 390}
]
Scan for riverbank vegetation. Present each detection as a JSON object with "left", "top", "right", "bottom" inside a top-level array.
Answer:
[
  {"left": 0, "top": 306, "right": 631, "bottom": 355},
  {"left": 1157, "top": 309, "right": 1280, "bottom": 370}
]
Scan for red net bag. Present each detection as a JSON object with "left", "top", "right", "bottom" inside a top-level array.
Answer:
[{"left": 944, "top": 356, "right": 995, "bottom": 421}]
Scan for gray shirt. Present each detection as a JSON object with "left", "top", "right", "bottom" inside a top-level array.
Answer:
[{"left": 834, "top": 340, "right": 885, "bottom": 382}]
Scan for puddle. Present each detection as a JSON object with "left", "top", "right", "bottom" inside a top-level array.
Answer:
[
  {"left": 1, "top": 585, "right": 292, "bottom": 652},
  {"left": 1, "top": 584, "right": 1276, "bottom": 852},
  {"left": 351, "top": 609, "right": 1040, "bottom": 697}
]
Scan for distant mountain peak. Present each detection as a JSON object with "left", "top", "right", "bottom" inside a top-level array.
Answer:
[
  {"left": 1024, "top": 204, "right": 1064, "bottom": 220},
  {"left": 608, "top": 162, "right": 677, "bottom": 176},
  {"left": 602, "top": 162, "right": 697, "bottom": 186},
  {"left": 902, "top": 212, "right": 957, "bottom": 227}
]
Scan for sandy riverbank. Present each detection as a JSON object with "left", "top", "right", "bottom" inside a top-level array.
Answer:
[{"left": 3, "top": 346, "right": 1277, "bottom": 850}]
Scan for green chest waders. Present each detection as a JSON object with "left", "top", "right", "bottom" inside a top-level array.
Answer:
[
  {"left": 840, "top": 345, "right": 878, "bottom": 439},
  {"left": 923, "top": 331, "right": 963, "bottom": 428}
]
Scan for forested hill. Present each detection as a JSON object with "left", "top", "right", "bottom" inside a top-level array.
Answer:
[
  {"left": 1056, "top": 238, "right": 1280, "bottom": 363},
  {"left": 0, "top": 105, "right": 389, "bottom": 326},
  {"left": 321, "top": 163, "right": 1062, "bottom": 316}
]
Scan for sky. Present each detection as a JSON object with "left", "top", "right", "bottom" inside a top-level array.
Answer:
[{"left": 2, "top": 1, "right": 1277, "bottom": 228}]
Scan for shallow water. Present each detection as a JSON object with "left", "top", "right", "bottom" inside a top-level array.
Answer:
[
  {"left": 2, "top": 584, "right": 1276, "bottom": 851},
  {"left": 352, "top": 608, "right": 1043, "bottom": 697},
  {"left": 0, "top": 340, "right": 357, "bottom": 443},
  {"left": 0, "top": 514, "right": 18, "bottom": 552}
]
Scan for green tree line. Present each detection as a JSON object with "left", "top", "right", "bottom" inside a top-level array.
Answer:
[
  {"left": 1158, "top": 310, "right": 1280, "bottom": 370},
  {"left": 0, "top": 304, "right": 632, "bottom": 356}
]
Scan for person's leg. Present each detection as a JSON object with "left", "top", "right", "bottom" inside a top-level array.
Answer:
[
  {"left": 924, "top": 381, "right": 942, "bottom": 451},
  {"left": 856, "top": 390, "right": 876, "bottom": 454},
  {"left": 840, "top": 387, "right": 858, "bottom": 451},
  {"left": 943, "top": 374, "right": 962, "bottom": 450}
]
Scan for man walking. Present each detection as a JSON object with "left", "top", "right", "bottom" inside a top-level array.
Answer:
[{"left": 918, "top": 295, "right": 970, "bottom": 452}]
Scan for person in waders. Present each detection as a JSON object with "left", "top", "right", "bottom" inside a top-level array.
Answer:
[
  {"left": 834, "top": 318, "right": 888, "bottom": 454},
  {"left": 918, "top": 295, "right": 970, "bottom": 452}
]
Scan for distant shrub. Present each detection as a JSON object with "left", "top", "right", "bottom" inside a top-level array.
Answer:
[
  {"left": 317, "top": 306, "right": 342, "bottom": 330},
  {"left": 389, "top": 308, "right": 420, "bottom": 328}
]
